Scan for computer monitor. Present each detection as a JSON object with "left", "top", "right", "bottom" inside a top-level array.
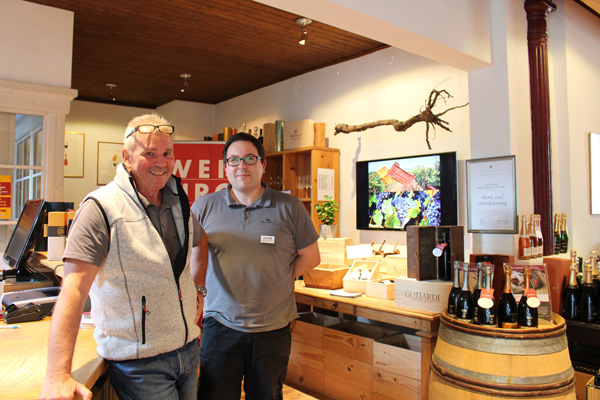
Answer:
[{"left": 3, "top": 199, "right": 46, "bottom": 281}]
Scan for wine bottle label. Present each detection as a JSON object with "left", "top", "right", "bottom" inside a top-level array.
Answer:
[
  {"left": 525, "top": 289, "right": 541, "bottom": 308},
  {"left": 432, "top": 243, "right": 447, "bottom": 257},
  {"left": 524, "top": 247, "right": 531, "bottom": 257},
  {"left": 478, "top": 288, "right": 494, "bottom": 309}
]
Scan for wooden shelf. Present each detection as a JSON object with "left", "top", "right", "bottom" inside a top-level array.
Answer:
[{"left": 264, "top": 146, "right": 340, "bottom": 234}]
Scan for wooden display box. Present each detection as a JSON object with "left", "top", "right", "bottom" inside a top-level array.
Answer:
[
  {"left": 406, "top": 226, "right": 437, "bottom": 280},
  {"left": 262, "top": 122, "right": 276, "bottom": 153},
  {"left": 394, "top": 278, "right": 453, "bottom": 313},
  {"left": 342, "top": 260, "right": 380, "bottom": 293},
  {"left": 303, "top": 264, "right": 349, "bottom": 290},
  {"left": 543, "top": 256, "right": 570, "bottom": 315},
  {"left": 373, "top": 333, "right": 422, "bottom": 399},
  {"left": 437, "top": 225, "right": 464, "bottom": 273},
  {"left": 366, "top": 279, "right": 395, "bottom": 300}
]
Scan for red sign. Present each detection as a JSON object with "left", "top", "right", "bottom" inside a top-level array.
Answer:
[{"left": 173, "top": 142, "right": 229, "bottom": 206}]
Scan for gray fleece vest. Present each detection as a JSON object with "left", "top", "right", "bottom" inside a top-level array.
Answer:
[{"left": 85, "top": 165, "right": 199, "bottom": 361}]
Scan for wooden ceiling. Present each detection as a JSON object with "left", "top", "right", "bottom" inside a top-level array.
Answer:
[{"left": 24, "top": 0, "right": 388, "bottom": 108}]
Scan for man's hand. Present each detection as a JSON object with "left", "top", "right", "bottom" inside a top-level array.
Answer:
[{"left": 39, "top": 373, "right": 92, "bottom": 400}]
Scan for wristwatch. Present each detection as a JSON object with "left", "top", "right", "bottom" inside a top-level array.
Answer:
[{"left": 196, "top": 285, "right": 207, "bottom": 297}]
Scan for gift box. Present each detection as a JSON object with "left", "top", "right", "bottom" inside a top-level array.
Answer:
[
  {"left": 303, "top": 264, "right": 350, "bottom": 290},
  {"left": 342, "top": 260, "right": 380, "bottom": 293}
]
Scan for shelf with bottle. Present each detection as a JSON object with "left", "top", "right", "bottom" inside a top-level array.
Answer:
[{"left": 263, "top": 146, "right": 340, "bottom": 233}]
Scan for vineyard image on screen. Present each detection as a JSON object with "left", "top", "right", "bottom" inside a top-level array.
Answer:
[{"left": 367, "top": 155, "right": 442, "bottom": 229}]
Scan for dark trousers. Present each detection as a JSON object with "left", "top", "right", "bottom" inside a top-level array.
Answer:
[{"left": 198, "top": 317, "right": 291, "bottom": 400}]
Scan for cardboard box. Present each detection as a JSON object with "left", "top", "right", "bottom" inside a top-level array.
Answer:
[
  {"left": 284, "top": 119, "right": 316, "bottom": 150},
  {"left": 303, "top": 264, "right": 350, "bottom": 290},
  {"left": 366, "top": 279, "right": 395, "bottom": 300},
  {"left": 317, "top": 237, "right": 352, "bottom": 254},
  {"left": 394, "top": 278, "right": 453, "bottom": 313},
  {"left": 343, "top": 260, "right": 380, "bottom": 293}
]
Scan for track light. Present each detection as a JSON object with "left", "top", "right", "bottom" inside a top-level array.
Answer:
[
  {"left": 106, "top": 83, "right": 117, "bottom": 101},
  {"left": 296, "top": 17, "right": 312, "bottom": 46},
  {"left": 180, "top": 73, "right": 191, "bottom": 93}
]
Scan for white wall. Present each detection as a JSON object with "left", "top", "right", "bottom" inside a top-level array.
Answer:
[
  {"left": 215, "top": 47, "right": 470, "bottom": 249},
  {"left": 0, "top": 0, "right": 73, "bottom": 88}
]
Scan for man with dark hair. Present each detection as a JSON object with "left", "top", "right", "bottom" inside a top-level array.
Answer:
[{"left": 192, "top": 132, "right": 320, "bottom": 399}]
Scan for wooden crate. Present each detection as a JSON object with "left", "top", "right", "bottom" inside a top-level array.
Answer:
[
  {"left": 320, "top": 252, "right": 352, "bottom": 266},
  {"left": 303, "top": 264, "right": 349, "bottom": 289},
  {"left": 382, "top": 255, "right": 407, "bottom": 277},
  {"left": 366, "top": 279, "right": 395, "bottom": 300},
  {"left": 317, "top": 237, "right": 352, "bottom": 253},
  {"left": 343, "top": 260, "right": 380, "bottom": 293},
  {"left": 394, "top": 278, "right": 453, "bottom": 313},
  {"left": 437, "top": 225, "right": 464, "bottom": 273}
]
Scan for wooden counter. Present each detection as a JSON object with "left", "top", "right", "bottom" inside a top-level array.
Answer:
[
  {"left": 294, "top": 281, "right": 440, "bottom": 400},
  {"left": 0, "top": 318, "right": 108, "bottom": 400}
]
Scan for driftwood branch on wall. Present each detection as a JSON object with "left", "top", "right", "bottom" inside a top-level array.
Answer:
[{"left": 334, "top": 88, "right": 469, "bottom": 150}]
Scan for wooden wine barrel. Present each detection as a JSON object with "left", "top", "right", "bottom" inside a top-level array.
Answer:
[{"left": 429, "top": 310, "right": 576, "bottom": 399}]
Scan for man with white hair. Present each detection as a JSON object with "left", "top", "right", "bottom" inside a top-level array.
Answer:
[{"left": 40, "top": 113, "right": 206, "bottom": 400}]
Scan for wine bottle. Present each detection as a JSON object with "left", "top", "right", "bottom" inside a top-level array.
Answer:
[
  {"left": 553, "top": 214, "right": 562, "bottom": 255},
  {"left": 447, "top": 262, "right": 461, "bottom": 316},
  {"left": 518, "top": 266, "right": 539, "bottom": 328},
  {"left": 497, "top": 265, "right": 518, "bottom": 328},
  {"left": 563, "top": 261, "right": 580, "bottom": 320},
  {"left": 258, "top": 128, "right": 264, "bottom": 144},
  {"left": 438, "top": 232, "right": 452, "bottom": 281},
  {"left": 560, "top": 213, "right": 569, "bottom": 254},
  {"left": 528, "top": 215, "right": 538, "bottom": 258},
  {"left": 472, "top": 263, "right": 484, "bottom": 324},
  {"left": 478, "top": 264, "right": 497, "bottom": 326},
  {"left": 436, "top": 233, "right": 450, "bottom": 281},
  {"left": 591, "top": 251, "right": 600, "bottom": 309},
  {"left": 534, "top": 214, "right": 544, "bottom": 258},
  {"left": 518, "top": 215, "right": 531, "bottom": 260},
  {"left": 581, "top": 260, "right": 598, "bottom": 323},
  {"left": 456, "top": 263, "right": 474, "bottom": 322}
]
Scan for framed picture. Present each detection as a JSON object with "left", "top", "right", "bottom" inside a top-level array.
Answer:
[
  {"left": 64, "top": 132, "right": 85, "bottom": 178},
  {"left": 590, "top": 132, "right": 600, "bottom": 214},
  {"left": 466, "top": 155, "right": 518, "bottom": 234},
  {"left": 97, "top": 142, "right": 123, "bottom": 185}
]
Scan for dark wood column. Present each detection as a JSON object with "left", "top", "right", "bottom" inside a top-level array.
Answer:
[{"left": 525, "top": 0, "right": 556, "bottom": 255}]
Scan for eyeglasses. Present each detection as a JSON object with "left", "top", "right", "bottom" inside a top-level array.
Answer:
[
  {"left": 126, "top": 125, "right": 175, "bottom": 138},
  {"left": 225, "top": 155, "right": 262, "bottom": 167}
]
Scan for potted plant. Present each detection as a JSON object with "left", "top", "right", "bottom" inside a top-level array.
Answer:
[{"left": 315, "top": 195, "right": 339, "bottom": 238}]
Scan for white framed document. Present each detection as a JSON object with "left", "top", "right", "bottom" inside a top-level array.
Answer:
[{"left": 466, "top": 155, "right": 518, "bottom": 233}]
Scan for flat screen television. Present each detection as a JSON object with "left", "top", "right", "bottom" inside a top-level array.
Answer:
[
  {"left": 3, "top": 199, "right": 46, "bottom": 280},
  {"left": 356, "top": 152, "right": 457, "bottom": 230}
]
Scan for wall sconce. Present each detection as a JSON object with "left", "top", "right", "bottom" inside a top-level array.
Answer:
[
  {"left": 106, "top": 83, "right": 117, "bottom": 101},
  {"left": 180, "top": 73, "right": 191, "bottom": 93},
  {"left": 296, "top": 17, "right": 312, "bottom": 46}
]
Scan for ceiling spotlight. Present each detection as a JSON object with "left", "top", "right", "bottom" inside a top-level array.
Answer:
[
  {"left": 296, "top": 17, "right": 312, "bottom": 46},
  {"left": 180, "top": 73, "right": 191, "bottom": 93},
  {"left": 106, "top": 83, "right": 117, "bottom": 101}
]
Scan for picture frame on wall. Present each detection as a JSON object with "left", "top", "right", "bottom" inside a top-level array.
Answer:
[
  {"left": 97, "top": 142, "right": 123, "bottom": 186},
  {"left": 590, "top": 132, "right": 600, "bottom": 214},
  {"left": 64, "top": 132, "right": 85, "bottom": 178},
  {"left": 466, "top": 155, "right": 518, "bottom": 234}
]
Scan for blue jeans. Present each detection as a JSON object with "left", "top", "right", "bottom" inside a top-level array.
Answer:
[
  {"left": 198, "top": 317, "right": 291, "bottom": 400},
  {"left": 108, "top": 340, "right": 199, "bottom": 400}
]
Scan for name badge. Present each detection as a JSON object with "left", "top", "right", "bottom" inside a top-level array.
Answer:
[{"left": 261, "top": 235, "right": 275, "bottom": 244}]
